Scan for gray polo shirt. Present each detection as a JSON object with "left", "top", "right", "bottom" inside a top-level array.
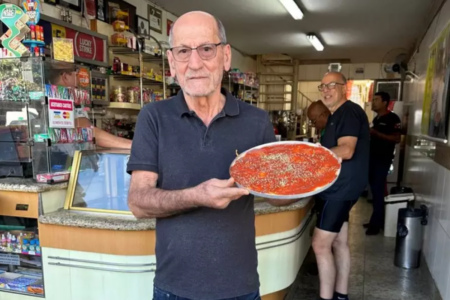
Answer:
[{"left": 127, "top": 88, "right": 275, "bottom": 300}]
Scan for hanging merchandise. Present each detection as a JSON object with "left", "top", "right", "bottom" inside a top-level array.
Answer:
[
  {"left": 0, "top": 4, "right": 30, "bottom": 57},
  {"left": 22, "top": 0, "right": 41, "bottom": 25},
  {"left": 83, "top": 0, "right": 96, "bottom": 20}
]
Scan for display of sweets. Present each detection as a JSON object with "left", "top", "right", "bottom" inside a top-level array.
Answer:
[
  {"left": 6, "top": 277, "right": 39, "bottom": 292},
  {"left": 45, "top": 84, "right": 91, "bottom": 106},
  {"left": 0, "top": 231, "right": 40, "bottom": 255}
]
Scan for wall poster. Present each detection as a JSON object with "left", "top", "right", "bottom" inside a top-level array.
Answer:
[
  {"left": 422, "top": 21, "right": 450, "bottom": 142},
  {"left": 148, "top": 5, "right": 162, "bottom": 34}
]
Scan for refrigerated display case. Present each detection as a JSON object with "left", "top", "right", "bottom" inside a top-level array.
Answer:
[{"left": 0, "top": 57, "right": 95, "bottom": 181}]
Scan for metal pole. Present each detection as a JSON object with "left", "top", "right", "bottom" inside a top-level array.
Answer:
[
  {"left": 139, "top": 38, "right": 144, "bottom": 107},
  {"left": 162, "top": 52, "right": 166, "bottom": 99}
]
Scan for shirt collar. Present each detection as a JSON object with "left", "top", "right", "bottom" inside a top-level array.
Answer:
[{"left": 175, "top": 88, "right": 240, "bottom": 117}]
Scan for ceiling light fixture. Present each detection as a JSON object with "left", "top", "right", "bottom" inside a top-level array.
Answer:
[
  {"left": 307, "top": 33, "right": 324, "bottom": 51},
  {"left": 279, "top": 0, "right": 303, "bottom": 20}
]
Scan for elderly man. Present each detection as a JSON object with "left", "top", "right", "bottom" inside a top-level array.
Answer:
[
  {"left": 312, "top": 72, "right": 370, "bottom": 300},
  {"left": 127, "top": 11, "right": 293, "bottom": 300},
  {"left": 307, "top": 100, "right": 331, "bottom": 142}
]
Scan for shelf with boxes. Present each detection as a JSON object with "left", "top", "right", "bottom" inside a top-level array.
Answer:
[
  {"left": 222, "top": 69, "right": 259, "bottom": 105},
  {"left": 0, "top": 226, "right": 44, "bottom": 297}
]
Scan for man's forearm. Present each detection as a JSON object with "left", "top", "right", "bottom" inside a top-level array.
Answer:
[
  {"left": 94, "top": 127, "right": 132, "bottom": 149},
  {"left": 376, "top": 132, "right": 400, "bottom": 143},
  {"left": 331, "top": 145, "right": 353, "bottom": 160},
  {"left": 128, "top": 186, "right": 197, "bottom": 219}
]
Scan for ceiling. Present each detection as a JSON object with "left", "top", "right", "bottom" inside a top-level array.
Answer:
[{"left": 152, "top": 0, "right": 433, "bottom": 63}]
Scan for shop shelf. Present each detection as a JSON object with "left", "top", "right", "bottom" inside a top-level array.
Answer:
[
  {"left": 108, "top": 102, "right": 141, "bottom": 110},
  {"left": 0, "top": 250, "right": 41, "bottom": 257},
  {"left": 112, "top": 74, "right": 164, "bottom": 86},
  {"left": 110, "top": 46, "right": 140, "bottom": 56}
]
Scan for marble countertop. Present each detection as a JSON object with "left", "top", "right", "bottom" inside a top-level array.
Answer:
[
  {"left": 0, "top": 178, "right": 68, "bottom": 193},
  {"left": 38, "top": 197, "right": 312, "bottom": 231}
]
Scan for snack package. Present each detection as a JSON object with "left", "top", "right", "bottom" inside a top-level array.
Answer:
[
  {"left": 87, "top": 127, "right": 93, "bottom": 142},
  {"left": 53, "top": 129, "right": 61, "bottom": 143},
  {"left": 60, "top": 129, "right": 68, "bottom": 143}
]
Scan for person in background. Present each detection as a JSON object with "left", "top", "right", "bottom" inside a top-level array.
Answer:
[
  {"left": 312, "top": 72, "right": 370, "bottom": 300},
  {"left": 47, "top": 68, "right": 131, "bottom": 149},
  {"left": 307, "top": 100, "right": 331, "bottom": 142},
  {"left": 365, "top": 91, "right": 401, "bottom": 235},
  {"left": 126, "top": 11, "right": 299, "bottom": 300}
]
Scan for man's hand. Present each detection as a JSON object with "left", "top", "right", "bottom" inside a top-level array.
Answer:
[
  {"left": 193, "top": 178, "right": 249, "bottom": 209},
  {"left": 370, "top": 128, "right": 378, "bottom": 136}
]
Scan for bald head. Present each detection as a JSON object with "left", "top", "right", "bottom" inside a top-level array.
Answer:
[
  {"left": 323, "top": 72, "right": 347, "bottom": 84},
  {"left": 168, "top": 11, "right": 227, "bottom": 47},
  {"left": 320, "top": 72, "right": 348, "bottom": 112},
  {"left": 166, "top": 10, "right": 232, "bottom": 98},
  {"left": 307, "top": 100, "right": 330, "bottom": 131}
]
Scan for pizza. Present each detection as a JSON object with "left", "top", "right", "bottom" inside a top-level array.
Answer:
[{"left": 230, "top": 142, "right": 341, "bottom": 197}]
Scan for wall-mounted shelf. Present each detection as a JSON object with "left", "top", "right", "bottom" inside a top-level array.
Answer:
[{"left": 108, "top": 102, "right": 141, "bottom": 110}]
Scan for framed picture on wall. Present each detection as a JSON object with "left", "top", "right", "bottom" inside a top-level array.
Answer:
[
  {"left": 148, "top": 5, "right": 162, "bottom": 34},
  {"left": 59, "top": 0, "right": 81, "bottom": 12},
  {"left": 167, "top": 19, "right": 173, "bottom": 36},
  {"left": 95, "top": 0, "right": 106, "bottom": 21},
  {"left": 106, "top": 0, "right": 137, "bottom": 32},
  {"left": 137, "top": 16, "right": 150, "bottom": 37}
]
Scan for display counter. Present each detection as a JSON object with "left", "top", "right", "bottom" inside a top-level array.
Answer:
[
  {"left": 0, "top": 177, "right": 67, "bottom": 299},
  {"left": 0, "top": 149, "right": 315, "bottom": 300}
]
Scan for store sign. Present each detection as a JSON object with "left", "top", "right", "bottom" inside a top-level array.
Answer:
[
  {"left": 48, "top": 98, "right": 75, "bottom": 128},
  {"left": 51, "top": 23, "right": 104, "bottom": 62}
]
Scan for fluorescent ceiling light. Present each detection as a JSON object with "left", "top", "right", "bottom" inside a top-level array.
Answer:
[
  {"left": 307, "top": 34, "right": 324, "bottom": 51},
  {"left": 279, "top": 0, "right": 304, "bottom": 20}
]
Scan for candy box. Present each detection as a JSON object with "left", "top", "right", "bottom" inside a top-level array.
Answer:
[{"left": 36, "top": 172, "right": 70, "bottom": 184}]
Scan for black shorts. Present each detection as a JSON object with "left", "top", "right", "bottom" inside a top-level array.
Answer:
[{"left": 315, "top": 199, "right": 358, "bottom": 233}]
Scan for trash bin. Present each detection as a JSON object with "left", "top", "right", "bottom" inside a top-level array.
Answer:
[
  {"left": 394, "top": 205, "right": 428, "bottom": 269},
  {"left": 384, "top": 193, "right": 415, "bottom": 237}
]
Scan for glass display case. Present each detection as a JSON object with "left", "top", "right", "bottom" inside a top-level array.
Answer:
[
  {"left": 64, "top": 149, "right": 131, "bottom": 214},
  {"left": 0, "top": 221, "right": 44, "bottom": 297},
  {"left": 0, "top": 57, "right": 95, "bottom": 181}
]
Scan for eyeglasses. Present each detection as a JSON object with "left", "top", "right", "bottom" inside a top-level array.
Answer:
[
  {"left": 170, "top": 43, "right": 224, "bottom": 62},
  {"left": 318, "top": 82, "right": 345, "bottom": 92}
]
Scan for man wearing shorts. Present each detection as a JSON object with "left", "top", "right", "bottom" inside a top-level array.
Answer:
[{"left": 312, "top": 72, "right": 370, "bottom": 300}]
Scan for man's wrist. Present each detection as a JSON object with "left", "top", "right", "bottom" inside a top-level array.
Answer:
[{"left": 184, "top": 187, "right": 200, "bottom": 207}]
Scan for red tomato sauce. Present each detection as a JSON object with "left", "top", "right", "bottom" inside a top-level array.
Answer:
[{"left": 230, "top": 144, "right": 340, "bottom": 195}]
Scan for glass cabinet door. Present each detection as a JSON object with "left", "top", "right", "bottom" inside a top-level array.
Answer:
[{"left": 66, "top": 150, "right": 131, "bottom": 214}]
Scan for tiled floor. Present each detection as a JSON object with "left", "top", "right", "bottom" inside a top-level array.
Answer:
[{"left": 286, "top": 199, "right": 441, "bottom": 300}]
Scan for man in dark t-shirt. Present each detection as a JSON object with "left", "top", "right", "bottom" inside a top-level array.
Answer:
[
  {"left": 312, "top": 72, "right": 369, "bottom": 300},
  {"left": 365, "top": 91, "right": 401, "bottom": 235},
  {"left": 126, "top": 11, "right": 299, "bottom": 300}
]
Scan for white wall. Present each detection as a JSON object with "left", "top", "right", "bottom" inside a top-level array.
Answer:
[
  {"left": 298, "top": 63, "right": 400, "bottom": 81},
  {"left": 403, "top": 1, "right": 450, "bottom": 299}
]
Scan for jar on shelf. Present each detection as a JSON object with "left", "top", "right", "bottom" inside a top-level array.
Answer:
[{"left": 112, "top": 86, "right": 128, "bottom": 102}]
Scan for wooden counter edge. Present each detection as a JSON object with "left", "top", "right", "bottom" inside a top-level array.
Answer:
[
  {"left": 39, "top": 200, "right": 314, "bottom": 256},
  {"left": 262, "top": 288, "right": 289, "bottom": 300}
]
